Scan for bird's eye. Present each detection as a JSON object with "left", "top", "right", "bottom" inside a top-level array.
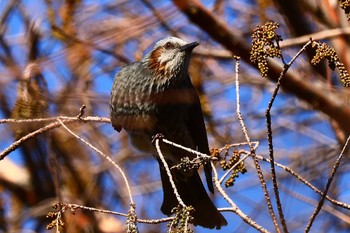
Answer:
[{"left": 164, "top": 42, "right": 175, "bottom": 50}]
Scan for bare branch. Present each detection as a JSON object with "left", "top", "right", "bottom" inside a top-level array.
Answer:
[
  {"left": 234, "top": 56, "right": 281, "bottom": 232},
  {"left": 305, "top": 134, "right": 350, "bottom": 232},
  {"left": 0, "top": 116, "right": 110, "bottom": 160},
  {"left": 154, "top": 137, "right": 186, "bottom": 209},
  {"left": 57, "top": 118, "right": 134, "bottom": 205}
]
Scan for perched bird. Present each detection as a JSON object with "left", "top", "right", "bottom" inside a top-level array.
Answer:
[{"left": 110, "top": 37, "right": 227, "bottom": 229}]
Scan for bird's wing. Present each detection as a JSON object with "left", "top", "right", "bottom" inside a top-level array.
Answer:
[
  {"left": 109, "top": 62, "right": 156, "bottom": 134},
  {"left": 185, "top": 79, "right": 214, "bottom": 193},
  {"left": 110, "top": 64, "right": 138, "bottom": 132},
  {"left": 109, "top": 68, "right": 125, "bottom": 132}
]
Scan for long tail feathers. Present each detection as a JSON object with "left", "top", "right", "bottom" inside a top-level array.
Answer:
[{"left": 159, "top": 168, "right": 227, "bottom": 229}]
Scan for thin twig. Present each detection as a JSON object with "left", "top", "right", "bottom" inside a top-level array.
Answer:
[
  {"left": 55, "top": 211, "right": 61, "bottom": 233},
  {"left": 280, "top": 185, "right": 350, "bottom": 224},
  {"left": 234, "top": 56, "right": 281, "bottom": 232},
  {"left": 56, "top": 203, "right": 174, "bottom": 224},
  {"left": 218, "top": 152, "right": 250, "bottom": 185},
  {"left": 154, "top": 138, "right": 186, "bottom": 208},
  {"left": 217, "top": 142, "right": 260, "bottom": 153},
  {"left": 0, "top": 115, "right": 110, "bottom": 124},
  {"left": 162, "top": 138, "right": 212, "bottom": 160},
  {"left": 218, "top": 141, "right": 259, "bottom": 184},
  {"left": 253, "top": 153, "right": 350, "bottom": 210},
  {"left": 1, "top": 120, "right": 68, "bottom": 160},
  {"left": 304, "top": 134, "right": 350, "bottom": 232},
  {"left": 0, "top": 116, "right": 110, "bottom": 160},
  {"left": 211, "top": 162, "right": 269, "bottom": 233},
  {"left": 280, "top": 27, "right": 350, "bottom": 48},
  {"left": 76, "top": 105, "right": 86, "bottom": 119},
  {"left": 265, "top": 40, "right": 313, "bottom": 233},
  {"left": 194, "top": 27, "right": 350, "bottom": 59},
  {"left": 57, "top": 119, "right": 134, "bottom": 205}
]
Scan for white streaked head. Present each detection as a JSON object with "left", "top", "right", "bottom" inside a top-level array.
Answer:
[
  {"left": 145, "top": 37, "right": 199, "bottom": 78},
  {"left": 154, "top": 37, "right": 188, "bottom": 49}
]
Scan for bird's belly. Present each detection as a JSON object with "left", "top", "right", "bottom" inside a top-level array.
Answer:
[
  {"left": 126, "top": 113, "right": 196, "bottom": 161},
  {"left": 128, "top": 133, "right": 155, "bottom": 154},
  {"left": 117, "top": 112, "right": 156, "bottom": 134}
]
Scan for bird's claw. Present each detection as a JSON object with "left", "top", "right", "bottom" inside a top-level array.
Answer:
[{"left": 151, "top": 133, "right": 164, "bottom": 145}]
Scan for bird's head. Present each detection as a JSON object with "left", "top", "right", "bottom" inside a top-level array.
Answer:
[{"left": 145, "top": 37, "right": 199, "bottom": 79}]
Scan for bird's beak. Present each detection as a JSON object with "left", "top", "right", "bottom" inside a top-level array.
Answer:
[{"left": 180, "top": 41, "right": 199, "bottom": 52}]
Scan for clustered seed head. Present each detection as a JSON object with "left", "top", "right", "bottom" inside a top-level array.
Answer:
[
  {"left": 168, "top": 205, "right": 194, "bottom": 233},
  {"left": 173, "top": 156, "right": 201, "bottom": 172},
  {"left": 219, "top": 149, "right": 247, "bottom": 188},
  {"left": 250, "top": 21, "right": 282, "bottom": 77},
  {"left": 210, "top": 148, "right": 221, "bottom": 159},
  {"left": 46, "top": 203, "right": 71, "bottom": 230},
  {"left": 46, "top": 215, "right": 65, "bottom": 230},
  {"left": 126, "top": 205, "right": 139, "bottom": 233},
  {"left": 311, "top": 41, "right": 350, "bottom": 87},
  {"left": 340, "top": 0, "right": 350, "bottom": 20}
]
